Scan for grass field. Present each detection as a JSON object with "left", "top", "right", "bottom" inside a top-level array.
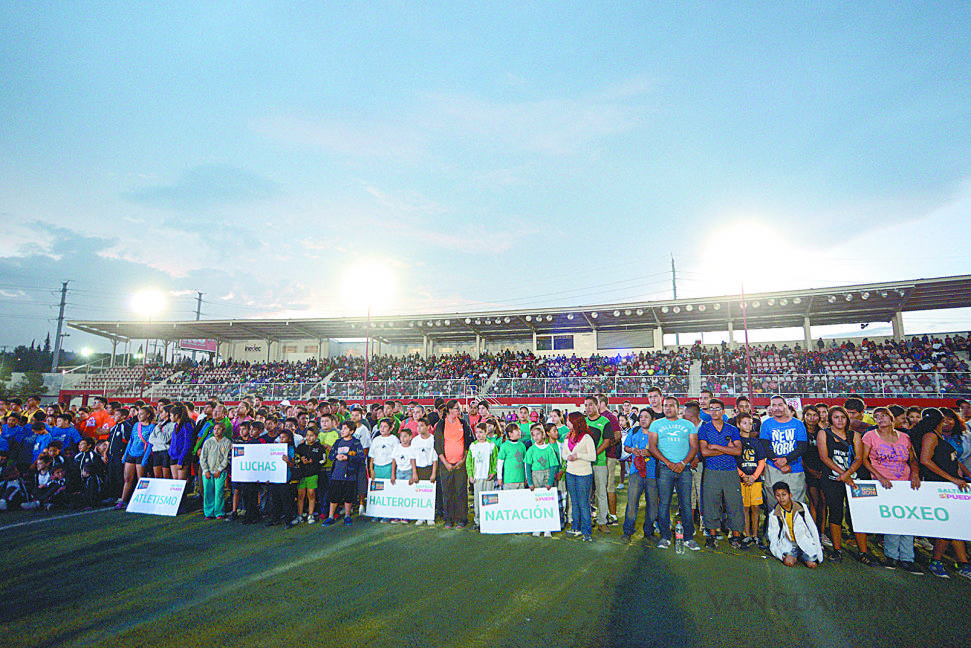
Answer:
[{"left": 1, "top": 504, "right": 968, "bottom": 648}]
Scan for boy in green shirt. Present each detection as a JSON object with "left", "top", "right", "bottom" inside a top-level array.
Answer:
[{"left": 496, "top": 423, "right": 527, "bottom": 489}]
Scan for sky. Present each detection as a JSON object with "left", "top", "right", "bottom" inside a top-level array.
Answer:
[{"left": 1, "top": 2, "right": 970, "bottom": 352}]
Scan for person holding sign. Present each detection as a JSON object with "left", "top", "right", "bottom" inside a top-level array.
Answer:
[
  {"left": 200, "top": 415, "right": 232, "bottom": 520},
  {"left": 466, "top": 422, "right": 498, "bottom": 529},
  {"left": 525, "top": 424, "right": 560, "bottom": 537},
  {"left": 497, "top": 423, "right": 528, "bottom": 491},
  {"left": 114, "top": 406, "right": 155, "bottom": 510},
  {"left": 563, "top": 412, "right": 597, "bottom": 542},
  {"left": 862, "top": 407, "right": 921, "bottom": 573},
  {"left": 920, "top": 408, "right": 971, "bottom": 579},
  {"left": 323, "top": 421, "right": 364, "bottom": 527}
]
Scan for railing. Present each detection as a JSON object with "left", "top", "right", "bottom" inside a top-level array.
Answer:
[{"left": 67, "top": 372, "right": 971, "bottom": 401}]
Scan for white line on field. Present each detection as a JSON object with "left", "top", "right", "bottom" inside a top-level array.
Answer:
[{"left": 0, "top": 507, "right": 113, "bottom": 531}]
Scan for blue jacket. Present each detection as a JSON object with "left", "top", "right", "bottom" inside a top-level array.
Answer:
[
  {"left": 168, "top": 422, "right": 194, "bottom": 465},
  {"left": 122, "top": 423, "right": 155, "bottom": 464},
  {"left": 329, "top": 436, "right": 364, "bottom": 481},
  {"left": 27, "top": 433, "right": 53, "bottom": 462},
  {"left": 50, "top": 426, "right": 82, "bottom": 450}
]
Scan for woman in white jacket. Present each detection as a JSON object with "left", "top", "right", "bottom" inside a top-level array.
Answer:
[{"left": 767, "top": 481, "right": 823, "bottom": 567}]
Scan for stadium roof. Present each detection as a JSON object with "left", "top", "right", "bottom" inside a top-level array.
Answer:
[{"left": 68, "top": 274, "right": 971, "bottom": 345}]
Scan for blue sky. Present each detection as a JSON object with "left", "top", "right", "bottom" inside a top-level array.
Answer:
[{"left": 1, "top": 2, "right": 970, "bottom": 351}]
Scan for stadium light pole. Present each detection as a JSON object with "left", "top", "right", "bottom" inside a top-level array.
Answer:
[
  {"left": 363, "top": 305, "right": 371, "bottom": 413},
  {"left": 740, "top": 281, "right": 754, "bottom": 399},
  {"left": 131, "top": 290, "right": 166, "bottom": 397}
]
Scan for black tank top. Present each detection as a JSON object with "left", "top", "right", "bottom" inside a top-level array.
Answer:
[
  {"left": 925, "top": 433, "right": 959, "bottom": 482},
  {"left": 823, "top": 428, "right": 856, "bottom": 481}
]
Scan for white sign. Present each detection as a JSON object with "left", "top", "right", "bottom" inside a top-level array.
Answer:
[
  {"left": 365, "top": 479, "right": 435, "bottom": 521},
  {"left": 126, "top": 478, "right": 187, "bottom": 516},
  {"left": 479, "top": 488, "right": 562, "bottom": 534},
  {"left": 785, "top": 397, "right": 804, "bottom": 414},
  {"left": 231, "top": 443, "right": 288, "bottom": 483},
  {"left": 845, "top": 480, "right": 971, "bottom": 541}
]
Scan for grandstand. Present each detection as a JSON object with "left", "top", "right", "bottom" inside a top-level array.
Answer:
[{"left": 61, "top": 275, "right": 971, "bottom": 404}]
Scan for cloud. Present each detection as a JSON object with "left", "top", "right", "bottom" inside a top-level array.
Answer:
[{"left": 123, "top": 164, "right": 282, "bottom": 211}]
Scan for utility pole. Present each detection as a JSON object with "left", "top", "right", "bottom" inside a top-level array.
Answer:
[
  {"left": 51, "top": 281, "right": 68, "bottom": 372},
  {"left": 671, "top": 255, "right": 680, "bottom": 346}
]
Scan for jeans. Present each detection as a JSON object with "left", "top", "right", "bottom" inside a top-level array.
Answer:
[
  {"left": 566, "top": 472, "right": 593, "bottom": 537},
  {"left": 472, "top": 478, "right": 495, "bottom": 525},
  {"left": 592, "top": 465, "right": 608, "bottom": 525},
  {"left": 657, "top": 463, "right": 694, "bottom": 540},
  {"left": 883, "top": 533, "right": 915, "bottom": 562},
  {"left": 623, "top": 472, "right": 657, "bottom": 537},
  {"left": 202, "top": 472, "right": 227, "bottom": 517},
  {"left": 267, "top": 482, "right": 296, "bottom": 523}
]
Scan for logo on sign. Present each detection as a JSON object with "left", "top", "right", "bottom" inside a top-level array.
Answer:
[
  {"left": 245, "top": 345, "right": 263, "bottom": 352},
  {"left": 233, "top": 447, "right": 246, "bottom": 457},
  {"left": 481, "top": 493, "right": 499, "bottom": 506},
  {"left": 371, "top": 481, "right": 386, "bottom": 491},
  {"left": 851, "top": 485, "right": 878, "bottom": 498},
  {"left": 137, "top": 480, "right": 150, "bottom": 489}
]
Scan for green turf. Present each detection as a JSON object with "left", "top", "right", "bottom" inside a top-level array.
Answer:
[{"left": 1, "top": 506, "right": 967, "bottom": 648}]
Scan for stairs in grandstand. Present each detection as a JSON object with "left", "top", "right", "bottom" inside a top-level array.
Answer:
[
  {"left": 689, "top": 360, "right": 702, "bottom": 396},
  {"left": 302, "top": 369, "right": 336, "bottom": 399},
  {"left": 478, "top": 367, "right": 501, "bottom": 397}
]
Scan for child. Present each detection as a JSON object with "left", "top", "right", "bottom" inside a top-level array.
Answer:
[
  {"left": 51, "top": 413, "right": 82, "bottom": 456},
  {"left": 369, "top": 418, "right": 400, "bottom": 522},
  {"left": 200, "top": 414, "right": 233, "bottom": 520},
  {"left": 32, "top": 456, "right": 68, "bottom": 510},
  {"left": 547, "top": 422, "right": 569, "bottom": 527},
  {"left": 21, "top": 421, "right": 52, "bottom": 472},
  {"left": 466, "top": 422, "right": 498, "bottom": 529},
  {"left": 266, "top": 429, "right": 299, "bottom": 528},
  {"left": 0, "top": 465, "right": 33, "bottom": 511},
  {"left": 230, "top": 421, "right": 252, "bottom": 521},
  {"left": 147, "top": 406, "right": 174, "bottom": 479},
  {"left": 485, "top": 418, "right": 503, "bottom": 448},
  {"left": 296, "top": 428, "right": 325, "bottom": 524},
  {"left": 323, "top": 420, "right": 364, "bottom": 526},
  {"left": 525, "top": 424, "right": 560, "bottom": 536},
  {"left": 316, "top": 414, "right": 340, "bottom": 516},
  {"left": 735, "top": 412, "right": 766, "bottom": 547},
  {"left": 767, "top": 481, "right": 822, "bottom": 568},
  {"left": 411, "top": 417, "right": 437, "bottom": 525},
  {"left": 390, "top": 428, "right": 418, "bottom": 523},
  {"left": 72, "top": 437, "right": 105, "bottom": 509},
  {"left": 496, "top": 423, "right": 527, "bottom": 490}
]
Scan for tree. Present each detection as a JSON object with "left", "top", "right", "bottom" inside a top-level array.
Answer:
[
  {"left": 43, "top": 333, "right": 51, "bottom": 354},
  {"left": 15, "top": 371, "right": 46, "bottom": 398}
]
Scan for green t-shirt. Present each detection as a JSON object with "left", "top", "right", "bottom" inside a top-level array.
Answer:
[
  {"left": 497, "top": 440, "right": 527, "bottom": 483},
  {"left": 488, "top": 435, "right": 502, "bottom": 448},
  {"left": 524, "top": 442, "right": 560, "bottom": 471},
  {"left": 518, "top": 422, "right": 532, "bottom": 437},
  {"left": 557, "top": 425, "right": 569, "bottom": 442},
  {"left": 319, "top": 430, "right": 340, "bottom": 468},
  {"left": 586, "top": 415, "right": 612, "bottom": 467}
]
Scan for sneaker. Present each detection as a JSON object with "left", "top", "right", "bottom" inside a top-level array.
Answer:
[
  {"left": 322, "top": 517, "right": 336, "bottom": 526},
  {"left": 307, "top": 515, "right": 317, "bottom": 525},
  {"left": 285, "top": 519, "right": 298, "bottom": 529},
  {"left": 821, "top": 534, "right": 834, "bottom": 548},
  {"left": 928, "top": 560, "right": 949, "bottom": 578},
  {"left": 705, "top": 536, "right": 717, "bottom": 550},
  {"left": 882, "top": 557, "right": 898, "bottom": 570},
  {"left": 456, "top": 523, "right": 466, "bottom": 529},
  {"left": 582, "top": 535, "right": 593, "bottom": 542},
  {"left": 900, "top": 561, "right": 923, "bottom": 575},
  {"left": 916, "top": 537, "right": 935, "bottom": 552},
  {"left": 598, "top": 524, "right": 609, "bottom": 534},
  {"left": 827, "top": 549, "right": 842, "bottom": 563},
  {"left": 543, "top": 531, "right": 552, "bottom": 537},
  {"left": 425, "top": 519, "right": 434, "bottom": 525},
  {"left": 858, "top": 552, "right": 877, "bottom": 567},
  {"left": 112, "top": 502, "right": 126, "bottom": 511},
  {"left": 622, "top": 534, "right": 632, "bottom": 544},
  {"left": 957, "top": 563, "right": 971, "bottom": 580},
  {"left": 656, "top": 538, "right": 671, "bottom": 549},
  {"left": 532, "top": 531, "right": 541, "bottom": 537},
  {"left": 606, "top": 514, "right": 619, "bottom": 526},
  {"left": 685, "top": 539, "right": 701, "bottom": 551},
  {"left": 415, "top": 519, "right": 423, "bottom": 526},
  {"left": 567, "top": 529, "right": 582, "bottom": 537},
  {"left": 343, "top": 516, "right": 353, "bottom": 526},
  {"left": 729, "top": 537, "right": 742, "bottom": 550},
  {"left": 740, "top": 536, "right": 754, "bottom": 549},
  {"left": 443, "top": 523, "right": 454, "bottom": 530}
]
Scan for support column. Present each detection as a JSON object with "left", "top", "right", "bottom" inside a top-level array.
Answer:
[
  {"left": 803, "top": 316, "right": 812, "bottom": 350},
  {"left": 110, "top": 339, "right": 117, "bottom": 367},
  {"left": 266, "top": 340, "right": 272, "bottom": 362},
  {"left": 475, "top": 334, "right": 481, "bottom": 358},
  {"left": 727, "top": 321, "right": 736, "bottom": 350},
  {"left": 653, "top": 327, "right": 664, "bottom": 350},
  {"left": 532, "top": 330, "right": 538, "bottom": 353},
  {"left": 422, "top": 335, "right": 429, "bottom": 359},
  {"left": 892, "top": 312, "right": 904, "bottom": 341}
]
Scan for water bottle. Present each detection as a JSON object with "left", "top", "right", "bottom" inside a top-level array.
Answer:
[{"left": 675, "top": 521, "right": 685, "bottom": 554}]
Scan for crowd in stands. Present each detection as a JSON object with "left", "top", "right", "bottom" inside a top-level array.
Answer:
[{"left": 3, "top": 391, "right": 970, "bottom": 580}]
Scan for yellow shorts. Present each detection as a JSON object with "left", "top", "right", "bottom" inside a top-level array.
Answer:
[{"left": 741, "top": 481, "right": 763, "bottom": 507}]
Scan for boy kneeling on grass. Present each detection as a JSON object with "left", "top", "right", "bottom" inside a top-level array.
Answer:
[{"left": 767, "top": 481, "right": 823, "bottom": 568}]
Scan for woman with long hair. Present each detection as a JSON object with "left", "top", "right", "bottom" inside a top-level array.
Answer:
[
  {"left": 817, "top": 406, "right": 874, "bottom": 564},
  {"left": 114, "top": 406, "right": 155, "bottom": 509},
  {"left": 801, "top": 406, "right": 827, "bottom": 542},
  {"left": 168, "top": 404, "right": 195, "bottom": 482},
  {"left": 563, "top": 411, "right": 597, "bottom": 541},
  {"left": 920, "top": 407, "right": 971, "bottom": 579}
]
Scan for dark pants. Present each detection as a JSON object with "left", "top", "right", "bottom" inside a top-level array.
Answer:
[
  {"left": 439, "top": 461, "right": 468, "bottom": 525},
  {"left": 267, "top": 482, "right": 296, "bottom": 523},
  {"left": 241, "top": 483, "right": 261, "bottom": 522},
  {"left": 107, "top": 457, "right": 124, "bottom": 499},
  {"left": 657, "top": 463, "right": 694, "bottom": 541},
  {"left": 315, "top": 469, "right": 331, "bottom": 515},
  {"left": 623, "top": 472, "right": 658, "bottom": 537}
]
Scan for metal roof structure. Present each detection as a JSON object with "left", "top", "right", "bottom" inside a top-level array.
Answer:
[{"left": 68, "top": 274, "right": 971, "bottom": 345}]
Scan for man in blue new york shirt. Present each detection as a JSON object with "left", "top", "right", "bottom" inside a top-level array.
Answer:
[{"left": 759, "top": 395, "right": 808, "bottom": 504}]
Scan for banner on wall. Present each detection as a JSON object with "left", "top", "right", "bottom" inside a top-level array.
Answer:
[
  {"left": 180, "top": 339, "right": 217, "bottom": 353},
  {"left": 479, "top": 487, "right": 561, "bottom": 534},
  {"left": 126, "top": 478, "right": 187, "bottom": 516},
  {"left": 845, "top": 480, "right": 971, "bottom": 541},
  {"left": 231, "top": 443, "right": 289, "bottom": 483}
]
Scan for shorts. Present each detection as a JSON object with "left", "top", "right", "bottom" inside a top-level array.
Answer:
[
  {"left": 298, "top": 475, "right": 318, "bottom": 490},
  {"left": 606, "top": 458, "right": 619, "bottom": 493},
  {"left": 373, "top": 463, "right": 393, "bottom": 479},
  {"left": 151, "top": 452, "right": 171, "bottom": 468},
  {"left": 740, "top": 481, "right": 763, "bottom": 507},
  {"left": 328, "top": 478, "right": 358, "bottom": 505},
  {"left": 124, "top": 453, "right": 146, "bottom": 465}
]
